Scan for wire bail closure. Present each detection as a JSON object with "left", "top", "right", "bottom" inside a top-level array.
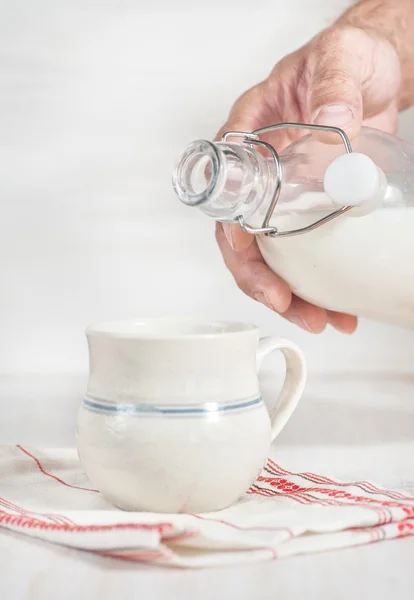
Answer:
[{"left": 221, "top": 122, "right": 354, "bottom": 238}]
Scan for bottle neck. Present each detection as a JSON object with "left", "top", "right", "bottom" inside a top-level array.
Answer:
[{"left": 172, "top": 140, "right": 277, "bottom": 222}]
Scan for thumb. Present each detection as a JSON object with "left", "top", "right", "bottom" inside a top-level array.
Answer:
[
  {"left": 308, "top": 32, "right": 364, "bottom": 140},
  {"left": 310, "top": 71, "right": 363, "bottom": 140}
]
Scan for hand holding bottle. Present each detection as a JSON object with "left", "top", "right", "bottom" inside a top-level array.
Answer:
[{"left": 215, "top": 0, "right": 414, "bottom": 333}]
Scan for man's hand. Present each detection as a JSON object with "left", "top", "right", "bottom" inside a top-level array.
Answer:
[{"left": 216, "top": 0, "right": 414, "bottom": 334}]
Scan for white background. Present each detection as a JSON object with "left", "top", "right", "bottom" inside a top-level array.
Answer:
[{"left": 1, "top": 0, "right": 414, "bottom": 382}]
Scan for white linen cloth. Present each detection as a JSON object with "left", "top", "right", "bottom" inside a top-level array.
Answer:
[{"left": 0, "top": 445, "right": 413, "bottom": 568}]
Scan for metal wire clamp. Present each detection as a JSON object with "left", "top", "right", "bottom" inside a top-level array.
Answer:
[{"left": 221, "top": 122, "right": 354, "bottom": 238}]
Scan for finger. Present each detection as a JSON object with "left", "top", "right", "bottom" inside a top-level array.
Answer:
[
  {"left": 281, "top": 295, "right": 328, "bottom": 334},
  {"left": 222, "top": 223, "right": 254, "bottom": 252},
  {"left": 327, "top": 310, "right": 358, "bottom": 334},
  {"left": 215, "top": 82, "right": 272, "bottom": 141},
  {"left": 217, "top": 80, "right": 296, "bottom": 151},
  {"left": 281, "top": 299, "right": 359, "bottom": 334},
  {"left": 216, "top": 223, "right": 292, "bottom": 313}
]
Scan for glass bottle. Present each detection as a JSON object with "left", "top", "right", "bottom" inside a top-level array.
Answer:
[{"left": 172, "top": 125, "right": 414, "bottom": 328}]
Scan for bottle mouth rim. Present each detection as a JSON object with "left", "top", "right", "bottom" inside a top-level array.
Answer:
[{"left": 172, "top": 139, "right": 221, "bottom": 206}]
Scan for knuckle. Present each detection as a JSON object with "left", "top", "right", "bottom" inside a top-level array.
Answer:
[
  {"left": 234, "top": 83, "right": 265, "bottom": 111},
  {"left": 235, "top": 277, "right": 255, "bottom": 300},
  {"left": 311, "top": 66, "right": 361, "bottom": 109},
  {"left": 314, "top": 26, "right": 349, "bottom": 54},
  {"left": 313, "top": 68, "right": 350, "bottom": 89},
  {"left": 233, "top": 261, "right": 264, "bottom": 298},
  {"left": 227, "top": 82, "right": 267, "bottom": 130},
  {"left": 310, "top": 26, "right": 362, "bottom": 87}
]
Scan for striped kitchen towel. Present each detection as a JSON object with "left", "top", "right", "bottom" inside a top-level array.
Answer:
[{"left": 0, "top": 444, "right": 413, "bottom": 567}]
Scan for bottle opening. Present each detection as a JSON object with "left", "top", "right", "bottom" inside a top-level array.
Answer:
[{"left": 172, "top": 140, "right": 221, "bottom": 206}]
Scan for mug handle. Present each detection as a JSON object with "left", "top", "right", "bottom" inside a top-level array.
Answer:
[{"left": 257, "top": 337, "right": 307, "bottom": 441}]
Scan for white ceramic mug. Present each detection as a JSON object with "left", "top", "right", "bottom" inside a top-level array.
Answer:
[{"left": 76, "top": 317, "right": 306, "bottom": 513}]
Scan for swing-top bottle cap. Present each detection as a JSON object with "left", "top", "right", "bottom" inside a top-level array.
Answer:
[{"left": 324, "top": 152, "right": 384, "bottom": 209}]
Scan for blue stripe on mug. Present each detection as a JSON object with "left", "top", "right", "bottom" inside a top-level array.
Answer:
[{"left": 82, "top": 396, "right": 263, "bottom": 416}]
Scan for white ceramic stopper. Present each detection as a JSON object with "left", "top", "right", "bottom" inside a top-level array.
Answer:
[{"left": 324, "top": 152, "right": 382, "bottom": 208}]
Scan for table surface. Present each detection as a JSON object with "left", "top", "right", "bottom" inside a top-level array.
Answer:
[{"left": 1, "top": 372, "right": 413, "bottom": 600}]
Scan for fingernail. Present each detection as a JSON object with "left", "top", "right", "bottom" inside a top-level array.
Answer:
[
  {"left": 314, "top": 105, "right": 354, "bottom": 127},
  {"left": 288, "top": 315, "right": 314, "bottom": 333},
  {"left": 253, "top": 291, "right": 275, "bottom": 311},
  {"left": 222, "top": 223, "right": 234, "bottom": 249}
]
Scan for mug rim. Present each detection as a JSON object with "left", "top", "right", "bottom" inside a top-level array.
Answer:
[{"left": 86, "top": 317, "right": 258, "bottom": 340}]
